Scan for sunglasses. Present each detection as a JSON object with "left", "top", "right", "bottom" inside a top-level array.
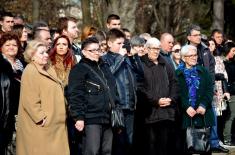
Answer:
[{"left": 173, "top": 49, "right": 181, "bottom": 53}]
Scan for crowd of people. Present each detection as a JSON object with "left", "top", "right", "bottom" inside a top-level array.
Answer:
[{"left": 1, "top": 10, "right": 235, "bottom": 155}]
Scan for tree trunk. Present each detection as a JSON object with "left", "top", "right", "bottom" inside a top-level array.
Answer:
[
  {"left": 135, "top": 0, "right": 153, "bottom": 34},
  {"left": 107, "top": 0, "right": 138, "bottom": 33},
  {"left": 92, "top": 0, "right": 108, "bottom": 29},
  {"left": 81, "top": 0, "right": 91, "bottom": 25},
  {"left": 32, "top": 0, "right": 40, "bottom": 22},
  {"left": 212, "top": 0, "right": 224, "bottom": 32},
  {"left": 164, "top": 0, "right": 171, "bottom": 32}
]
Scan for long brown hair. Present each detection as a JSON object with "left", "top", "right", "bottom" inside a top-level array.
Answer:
[
  {"left": 12, "top": 24, "right": 24, "bottom": 39},
  {"left": 49, "top": 35, "right": 76, "bottom": 68}
]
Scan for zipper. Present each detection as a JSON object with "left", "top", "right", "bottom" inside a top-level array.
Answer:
[
  {"left": 97, "top": 63, "right": 108, "bottom": 86},
  {"left": 97, "top": 63, "right": 111, "bottom": 109},
  {"left": 86, "top": 81, "right": 100, "bottom": 90}
]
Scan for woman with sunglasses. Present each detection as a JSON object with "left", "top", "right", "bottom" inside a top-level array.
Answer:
[{"left": 171, "top": 42, "right": 181, "bottom": 69}]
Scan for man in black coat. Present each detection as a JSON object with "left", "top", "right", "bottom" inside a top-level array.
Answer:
[
  {"left": 186, "top": 24, "right": 215, "bottom": 82},
  {"left": 140, "top": 37, "right": 179, "bottom": 155}
]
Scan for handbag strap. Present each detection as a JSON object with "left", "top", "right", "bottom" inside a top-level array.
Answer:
[{"left": 82, "top": 63, "right": 116, "bottom": 108}]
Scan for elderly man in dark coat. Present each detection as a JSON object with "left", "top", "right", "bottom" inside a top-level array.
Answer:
[{"left": 140, "top": 37, "right": 179, "bottom": 155}]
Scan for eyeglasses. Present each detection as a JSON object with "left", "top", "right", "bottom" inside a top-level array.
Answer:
[
  {"left": 184, "top": 54, "right": 198, "bottom": 58},
  {"left": 134, "top": 45, "right": 144, "bottom": 48},
  {"left": 190, "top": 34, "right": 201, "bottom": 37},
  {"left": 85, "top": 48, "right": 101, "bottom": 53},
  {"left": 173, "top": 49, "right": 181, "bottom": 53},
  {"left": 35, "top": 27, "right": 50, "bottom": 32},
  {"left": 148, "top": 47, "right": 160, "bottom": 51}
]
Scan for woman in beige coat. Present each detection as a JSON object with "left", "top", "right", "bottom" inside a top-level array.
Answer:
[{"left": 16, "top": 40, "right": 69, "bottom": 155}]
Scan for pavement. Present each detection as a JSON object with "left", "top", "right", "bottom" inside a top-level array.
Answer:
[
  {"left": 191, "top": 146, "right": 235, "bottom": 155},
  {"left": 212, "top": 147, "right": 235, "bottom": 155}
]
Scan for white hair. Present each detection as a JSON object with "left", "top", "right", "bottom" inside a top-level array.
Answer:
[
  {"left": 180, "top": 45, "right": 197, "bottom": 56},
  {"left": 139, "top": 33, "right": 151, "bottom": 41},
  {"left": 145, "top": 37, "right": 161, "bottom": 47}
]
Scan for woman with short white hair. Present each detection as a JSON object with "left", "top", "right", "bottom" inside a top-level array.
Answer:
[{"left": 176, "top": 44, "right": 214, "bottom": 154}]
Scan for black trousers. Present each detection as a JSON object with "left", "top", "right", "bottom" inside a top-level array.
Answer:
[
  {"left": 0, "top": 132, "right": 7, "bottom": 155},
  {"left": 67, "top": 117, "right": 82, "bottom": 155},
  {"left": 82, "top": 124, "right": 113, "bottom": 155},
  {"left": 0, "top": 128, "right": 13, "bottom": 155},
  {"left": 144, "top": 120, "right": 176, "bottom": 155},
  {"left": 132, "top": 105, "right": 146, "bottom": 155},
  {"left": 112, "top": 110, "right": 134, "bottom": 155}
]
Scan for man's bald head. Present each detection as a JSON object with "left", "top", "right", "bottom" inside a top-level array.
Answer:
[{"left": 160, "top": 33, "right": 174, "bottom": 53}]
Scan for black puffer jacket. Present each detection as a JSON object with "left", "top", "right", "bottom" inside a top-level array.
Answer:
[{"left": 67, "top": 58, "right": 119, "bottom": 125}]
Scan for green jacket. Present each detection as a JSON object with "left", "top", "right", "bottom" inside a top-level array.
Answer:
[{"left": 176, "top": 65, "right": 215, "bottom": 129}]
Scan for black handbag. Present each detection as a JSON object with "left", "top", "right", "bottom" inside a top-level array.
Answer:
[
  {"left": 186, "top": 117, "right": 210, "bottom": 154},
  {"left": 82, "top": 63, "right": 125, "bottom": 129},
  {"left": 111, "top": 107, "right": 125, "bottom": 129}
]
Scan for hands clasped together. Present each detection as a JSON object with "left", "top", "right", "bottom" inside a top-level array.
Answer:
[{"left": 186, "top": 106, "right": 206, "bottom": 117}]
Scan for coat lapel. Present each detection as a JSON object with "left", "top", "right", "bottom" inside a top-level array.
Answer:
[{"left": 32, "top": 62, "right": 62, "bottom": 85}]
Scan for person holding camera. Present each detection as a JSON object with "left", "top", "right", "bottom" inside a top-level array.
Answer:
[{"left": 102, "top": 28, "right": 143, "bottom": 155}]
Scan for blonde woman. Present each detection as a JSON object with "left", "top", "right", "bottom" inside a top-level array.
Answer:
[{"left": 16, "top": 40, "right": 69, "bottom": 155}]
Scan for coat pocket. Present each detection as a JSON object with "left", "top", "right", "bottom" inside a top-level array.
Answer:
[{"left": 86, "top": 81, "right": 102, "bottom": 95}]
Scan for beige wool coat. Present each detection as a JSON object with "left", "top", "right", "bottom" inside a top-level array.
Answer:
[{"left": 16, "top": 63, "right": 70, "bottom": 155}]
